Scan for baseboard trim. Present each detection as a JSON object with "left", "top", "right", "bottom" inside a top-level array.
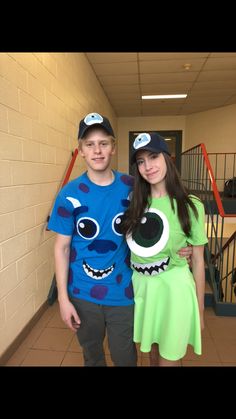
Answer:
[{"left": 0, "top": 301, "right": 49, "bottom": 366}]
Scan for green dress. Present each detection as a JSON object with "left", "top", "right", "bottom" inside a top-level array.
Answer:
[{"left": 126, "top": 195, "right": 208, "bottom": 361}]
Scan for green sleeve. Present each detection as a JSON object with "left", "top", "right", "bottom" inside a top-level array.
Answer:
[{"left": 187, "top": 196, "right": 208, "bottom": 246}]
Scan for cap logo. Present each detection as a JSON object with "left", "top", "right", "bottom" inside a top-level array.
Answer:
[
  {"left": 84, "top": 113, "right": 103, "bottom": 126},
  {"left": 133, "top": 133, "right": 151, "bottom": 150}
]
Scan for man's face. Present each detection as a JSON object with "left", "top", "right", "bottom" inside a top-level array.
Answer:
[{"left": 79, "top": 129, "right": 115, "bottom": 172}]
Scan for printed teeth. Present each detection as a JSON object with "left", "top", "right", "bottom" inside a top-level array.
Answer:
[
  {"left": 131, "top": 257, "right": 170, "bottom": 276},
  {"left": 83, "top": 260, "right": 115, "bottom": 279}
]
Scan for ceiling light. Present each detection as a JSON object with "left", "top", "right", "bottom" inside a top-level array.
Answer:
[
  {"left": 183, "top": 63, "right": 192, "bottom": 70},
  {"left": 142, "top": 94, "right": 187, "bottom": 100}
]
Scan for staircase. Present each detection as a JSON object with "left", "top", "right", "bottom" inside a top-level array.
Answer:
[{"left": 181, "top": 144, "right": 236, "bottom": 316}]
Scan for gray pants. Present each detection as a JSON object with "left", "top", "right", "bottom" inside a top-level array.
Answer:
[{"left": 71, "top": 298, "right": 137, "bottom": 367}]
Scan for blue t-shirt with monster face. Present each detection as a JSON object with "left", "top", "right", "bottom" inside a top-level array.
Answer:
[{"left": 48, "top": 171, "right": 134, "bottom": 306}]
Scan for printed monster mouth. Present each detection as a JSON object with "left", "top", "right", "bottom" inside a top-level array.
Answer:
[
  {"left": 131, "top": 257, "right": 170, "bottom": 276},
  {"left": 83, "top": 260, "right": 115, "bottom": 279}
]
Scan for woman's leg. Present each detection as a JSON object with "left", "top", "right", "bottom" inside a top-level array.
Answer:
[
  {"left": 149, "top": 344, "right": 181, "bottom": 366},
  {"left": 158, "top": 355, "right": 181, "bottom": 366},
  {"left": 149, "top": 343, "right": 159, "bottom": 366}
]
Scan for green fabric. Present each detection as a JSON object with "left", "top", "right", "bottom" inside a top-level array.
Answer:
[{"left": 127, "top": 195, "right": 208, "bottom": 360}]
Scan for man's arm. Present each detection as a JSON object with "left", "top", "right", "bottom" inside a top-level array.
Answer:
[
  {"left": 177, "top": 244, "right": 192, "bottom": 265},
  {"left": 54, "top": 233, "right": 81, "bottom": 332}
]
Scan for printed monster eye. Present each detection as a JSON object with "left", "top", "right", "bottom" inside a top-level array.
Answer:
[
  {"left": 76, "top": 217, "right": 100, "bottom": 240},
  {"left": 112, "top": 213, "right": 125, "bottom": 236},
  {"left": 126, "top": 208, "right": 169, "bottom": 257}
]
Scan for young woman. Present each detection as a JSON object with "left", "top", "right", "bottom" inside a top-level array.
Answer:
[{"left": 121, "top": 132, "right": 208, "bottom": 366}]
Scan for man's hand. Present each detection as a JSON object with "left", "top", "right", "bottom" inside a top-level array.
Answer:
[
  {"left": 59, "top": 299, "right": 81, "bottom": 332},
  {"left": 177, "top": 244, "right": 193, "bottom": 266}
]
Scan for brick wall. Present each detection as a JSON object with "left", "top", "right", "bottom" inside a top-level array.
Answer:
[{"left": 0, "top": 52, "right": 117, "bottom": 356}]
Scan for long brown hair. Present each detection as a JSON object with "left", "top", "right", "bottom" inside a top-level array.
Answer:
[{"left": 121, "top": 153, "right": 199, "bottom": 237}]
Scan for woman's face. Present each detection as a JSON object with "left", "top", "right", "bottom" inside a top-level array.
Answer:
[{"left": 136, "top": 151, "right": 167, "bottom": 186}]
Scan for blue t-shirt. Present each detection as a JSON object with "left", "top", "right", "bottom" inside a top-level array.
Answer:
[{"left": 48, "top": 171, "right": 134, "bottom": 306}]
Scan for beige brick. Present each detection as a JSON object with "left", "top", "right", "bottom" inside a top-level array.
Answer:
[
  {"left": 0, "top": 161, "right": 12, "bottom": 186},
  {"left": 17, "top": 249, "right": 37, "bottom": 282},
  {"left": 36, "top": 260, "right": 52, "bottom": 300},
  {"left": 19, "top": 90, "right": 39, "bottom": 120},
  {"left": 40, "top": 181, "right": 58, "bottom": 204},
  {"left": 0, "top": 54, "right": 27, "bottom": 91},
  {"left": 27, "top": 74, "right": 45, "bottom": 104},
  {"left": 35, "top": 59, "right": 53, "bottom": 92},
  {"left": 47, "top": 126, "right": 63, "bottom": 148},
  {"left": 56, "top": 148, "right": 72, "bottom": 165},
  {"left": 0, "top": 103, "right": 8, "bottom": 132},
  {"left": 0, "top": 186, "right": 25, "bottom": 214},
  {"left": 8, "top": 53, "right": 37, "bottom": 78},
  {"left": 24, "top": 184, "right": 41, "bottom": 207},
  {"left": 65, "top": 104, "right": 79, "bottom": 125},
  {"left": 41, "top": 53, "right": 57, "bottom": 77},
  {"left": 14, "top": 206, "right": 36, "bottom": 235},
  {"left": 0, "top": 299, "right": 6, "bottom": 330},
  {"left": 36, "top": 237, "right": 54, "bottom": 266},
  {"left": 8, "top": 108, "right": 32, "bottom": 139},
  {"left": 21, "top": 294, "right": 35, "bottom": 326},
  {"left": 27, "top": 225, "right": 45, "bottom": 252},
  {"left": 33, "top": 53, "right": 44, "bottom": 63},
  {"left": 0, "top": 263, "right": 18, "bottom": 299},
  {"left": 47, "top": 108, "right": 65, "bottom": 132},
  {"left": 51, "top": 78, "right": 67, "bottom": 103},
  {"left": 0, "top": 310, "right": 22, "bottom": 355},
  {"left": 0, "top": 132, "right": 22, "bottom": 160},
  {"left": 24, "top": 271, "right": 37, "bottom": 302},
  {"left": 0, "top": 76, "right": 19, "bottom": 111},
  {"left": 35, "top": 202, "right": 51, "bottom": 225},
  {"left": 39, "top": 163, "right": 61, "bottom": 184},
  {"left": 32, "top": 121, "right": 48, "bottom": 144},
  {"left": 0, "top": 213, "right": 15, "bottom": 241},
  {"left": 22, "top": 139, "right": 41, "bottom": 162},
  {"left": 64, "top": 120, "right": 75, "bottom": 142},
  {"left": 11, "top": 161, "right": 41, "bottom": 185},
  {"left": 40, "top": 143, "right": 56, "bottom": 164},
  {"left": 51, "top": 53, "right": 67, "bottom": 69},
  {"left": 5, "top": 272, "right": 36, "bottom": 320},
  {"left": 1, "top": 233, "right": 27, "bottom": 268},
  {"left": 45, "top": 90, "right": 67, "bottom": 119},
  {"left": 38, "top": 104, "right": 50, "bottom": 128}
]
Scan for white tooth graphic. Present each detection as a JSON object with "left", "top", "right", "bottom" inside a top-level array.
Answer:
[
  {"left": 131, "top": 257, "right": 170, "bottom": 276},
  {"left": 82, "top": 260, "right": 115, "bottom": 280}
]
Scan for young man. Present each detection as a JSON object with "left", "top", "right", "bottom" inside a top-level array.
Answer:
[{"left": 48, "top": 112, "right": 192, "bottom": 367}]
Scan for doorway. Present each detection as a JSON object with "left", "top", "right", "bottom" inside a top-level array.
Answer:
[{"left": 129, "top": 130, "right": 182, "bottom": 176}]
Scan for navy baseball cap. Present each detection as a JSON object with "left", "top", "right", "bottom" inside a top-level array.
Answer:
[
  {"left": 78, "top": 112, "right": 115, "bottom": 139},
  {"left": 131, "top": 132, "right": 170, "bottom": 164}
]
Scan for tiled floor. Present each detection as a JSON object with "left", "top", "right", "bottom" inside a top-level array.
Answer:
[{"left": 4, "top": 301, "right": 236, "bottom": 366}]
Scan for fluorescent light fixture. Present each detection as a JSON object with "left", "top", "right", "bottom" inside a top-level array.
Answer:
[{"left": 142, "top": 94, "right": 187, "bottom": 100}]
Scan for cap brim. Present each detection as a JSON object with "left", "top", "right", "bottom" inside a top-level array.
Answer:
[{"left": 131, "top": 146, "right": 170, "bottom": 164}]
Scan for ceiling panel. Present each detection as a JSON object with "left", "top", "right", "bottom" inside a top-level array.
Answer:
[{"left": 85, "top": 52, "right": 236, "bottom": 117}]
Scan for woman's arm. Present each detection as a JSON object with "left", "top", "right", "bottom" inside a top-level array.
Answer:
[{"left": 191, "top": 245, "right": 205, "bottom": 331}]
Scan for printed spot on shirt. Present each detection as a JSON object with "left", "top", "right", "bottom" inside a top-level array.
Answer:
[
  {"left": 58, "top": 206, "right": 71, "bottom": 218},
  {"left": 120, "top": 174, "right": 134, "bottom": 187},
  {"left": 90, "top": 285, "right": 108, "bottom": 300},
  {"left": 78, "top": 183, "right": 89, "bottom": 193}
]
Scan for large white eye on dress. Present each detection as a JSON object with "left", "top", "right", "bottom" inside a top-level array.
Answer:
[
  {"left": 126, "top": 208, "right": 169, "bottom": 257},
  {"left": 112, "top": 212, "right": 124, "bottom": 236},
  {"left": 76, "top": 217, "right": 100, "bottom": 240}
]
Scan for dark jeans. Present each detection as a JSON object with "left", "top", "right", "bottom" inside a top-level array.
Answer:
[{"left": 70, "top": 298, "right": 137, "bottom": 367}]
